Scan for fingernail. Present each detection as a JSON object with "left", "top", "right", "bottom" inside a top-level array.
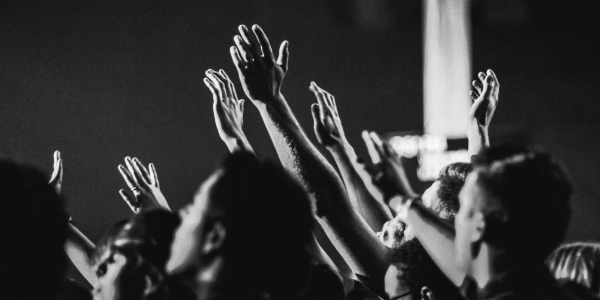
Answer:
[{"left": 119, "top": 165, "right": 125, "bottom": 170}]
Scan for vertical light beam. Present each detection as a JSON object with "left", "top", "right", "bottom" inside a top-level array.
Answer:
[{"left": 423, "top": 0, "right": 471, "bottom": 138}]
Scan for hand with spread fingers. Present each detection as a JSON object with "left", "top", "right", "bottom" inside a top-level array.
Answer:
[
  {"left": 204, "top": 69, "right": 254, "bottom": 153},
  {"left": 469, "top": 69, "right": 499, "bottom": 127},
  {"left": 230, "top": 24, "right": 289, "bottom": 103},
  {"left": 48, "top": 150, "right": 63, "bottom": 195},
  {"left": 118, "top": 156, "right": 170, "bottom": 213},
  {"left": 361, "top": 131, "right": 416, "bottom": 205},
  {"left": 468, "top": 69, "right": 499, "bottom": 155},
  {"left": 310, "top": 82, "right": 347, "bottom": 148}
]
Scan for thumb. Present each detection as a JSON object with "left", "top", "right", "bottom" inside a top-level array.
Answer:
[{"left": 277, "top": 41, "right": 289, "bottom": 73}]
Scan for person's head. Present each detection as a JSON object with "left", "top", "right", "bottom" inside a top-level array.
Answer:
[
  {"left": 454, "top": 145, "right": 572, "bottom": 275},
  {"left": 547, "top": 242, "right": 600, "bottom": 296},
  {"left": 92, "top": 209, "right": 192, "bottom": 300},
  {"left": 167, "top": 152, "right": 314, "bottom": 296},
  {"left": 384, "top": 239, "right": 463, "bottom": 300},
  {"left": 0, "top": 159, "right": 68, "bottom": 300},
  {"left": 379, "top": 163, "right": 472, "bottom": 249}
]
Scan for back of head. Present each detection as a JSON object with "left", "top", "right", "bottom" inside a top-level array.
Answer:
[
  {"left": 547, "top": 242, "right": 600, "bottom": 296},
  {"left": 0, "top": 159, "right": 68, "bottom": 300},
  {"left": 389, "top": 239, "right": 463, "bottom": 300},
  {"left": 436, "top": 162, "right": 472, "bottom": 222},
  {"left": 473, "top": 144, "right": 572, "bottom": 261},
  {"left": 210, "top": 152, "right": 314, "bottom": 296}
]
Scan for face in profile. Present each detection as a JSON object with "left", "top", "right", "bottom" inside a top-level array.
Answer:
[
  {"left": 454, "top": 172, "right": 485, "bottom": 275},
  {"left": 378, "top": 181, "right": 442, "bottom": 249},
  {"left": 166, "top": 171, "right": 221, "bottom": 276},
  {"left": 92, "top": 242, "right": 145, "bottom": 300}
]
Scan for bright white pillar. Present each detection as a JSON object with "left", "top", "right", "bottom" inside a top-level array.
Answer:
[{"left": 423, "top": 0, "right": 471, "bottom": 138}]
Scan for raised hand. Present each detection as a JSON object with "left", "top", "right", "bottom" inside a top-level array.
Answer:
[
  {"left": 230, "top": 24, "right": 289, "bottom": 103},
  {"left": 469, "top": 69, "right": 499, "bottom": 128},
  {"left": 362, "top": 131, "right": 416, "bottom": 204},
  {"left": 48, "top": 150, "right": 63, "bottom": 195},
  {"left": 118, "top": 157, "right": 170, "bottom": 213},
  {"left": 309, "top": 82, "right": 347, "bottom": 148},
  {"left": 204, "top": 69, "right": 254, "bottom": 153}
]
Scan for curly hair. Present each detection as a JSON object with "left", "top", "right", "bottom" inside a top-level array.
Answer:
[{"left": 435, "top": 162, "right": 472, "bottom": 222}]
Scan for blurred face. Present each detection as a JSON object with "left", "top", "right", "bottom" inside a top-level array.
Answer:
[
  {"left": 454, "top": 173, "right": 485, "bottom": 275},
  {"left": 378, "top": 181, "right": 441, "bottom": 249},
  {"left": 166, "top": 171, "right": 221, "bottom": 276},
  {"left": 92, "top": 245, "right": 144, "bottom": 300}
]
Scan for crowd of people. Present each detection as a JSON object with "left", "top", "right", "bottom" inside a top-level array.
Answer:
[{"left": 1, "top": 24, "right": 599, "bottom": 300}]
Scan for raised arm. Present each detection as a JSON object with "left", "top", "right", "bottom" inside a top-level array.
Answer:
[
  {"left": 229, "top": 24, "right": 391, "bottom": 292},
  {"left": 118, "top": 157, "right": 170, "bottom": 213},
  {"left": 468, "top": 69, "right": 499, "bottom": 156},
  {"left": 203, "top": 67, "right": 355, "bottom": 292},
  {"left": 310, "top": 83, "right": 392, "bottom": 232},
  {"left": 204, "top": 69, "right": 254, "bottom": 154},
  {"left": 362, "top": 137, "right": 466, "bottom": 286},
  {"left": 49, "top": 151, "right": 96, "bottom": 285}
]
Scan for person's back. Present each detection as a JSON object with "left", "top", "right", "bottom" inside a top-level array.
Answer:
[{"left": 0, "top": 159, "right": 69, "bottom": 300}]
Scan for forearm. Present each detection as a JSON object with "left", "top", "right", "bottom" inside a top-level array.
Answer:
[
  {"left": 406, "top": 201, "right": 465, "bottom": 285},
  {"left": 328, "top": 142, "right": 392, "bottom": 232},
  {"left": 255, "top": 95, "right": 391, "bottom": 279},
  {"left": 467, "top": 123, "right": 490, "bottom": 156},
  {"left": 65, "top": 224, "right": 97, "bottom": 286},
  {"left": 224, "top": 135, "right": 255, "bottom": 155}
]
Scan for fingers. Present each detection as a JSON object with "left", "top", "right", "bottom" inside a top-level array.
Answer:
[
  {"left": 220, "top": 69, "right": 239, "bottom": 100},
  {"left": 149, "top": 163, "right": 159, "bottom": 188},
  {"left": 311, "top": 103, "right": 321, "bottom": 125},
  {"left": 132, "top": 157, "right": 152, "bottom": 185},
  {"left": 234, "top": 35, "right": 255, "bottom": 68},
  {"left": 119, "top": 163, "right": 138, "bottom": 190},
  {"left": 119, "top": 189, "right": 139, "bottom": 213},
  {"left": 277, "top": 41, "right": 289, "bottom": 73},
  {"left": 209, "top": 70, "right": 232, "bottom": 100},
  {"left": 310, "top": 82, "right": 327, "bottom": 122},
  {"left": 470, "top": 90, "right": 479, "bottom": 103},
  {"left": 472, "top": 80, "right": 483, "bottom": 95},
  {"left": 487, "top": 69, "right": 500, "bottom": 98},
  {"left": 478, "top": 72, "right": 486, "bottom": 82},
  {"left": 369, "top": 132, "right": 389, "bottom": 160},
  {"left": 362, "top": 131, "right": 381, "bottom": 164},
  {"left": 252, "top": 25, "right": 275, "bottom": 64},
  {"left": 230, "top": 46, "right": 247, "bottom": 73},
  {"left": 206, "top": 70, "right": 227, "bottom": 104}
]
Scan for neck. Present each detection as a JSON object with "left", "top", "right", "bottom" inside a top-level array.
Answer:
[{"left": 469, "top": 243, "right": 515, "bottom": 289}]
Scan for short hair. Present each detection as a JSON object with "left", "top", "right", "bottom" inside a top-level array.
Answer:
[
  {"left": 435, "top": 162, "right": 472, "bottom": 222},
  {"left": 473, "top": 144, "right": 572, "bottom": 260},
  {"left": 389, "top": 239, "right": 463, "bottom": 300},
  {"left": 547, "top": 242, "right": 600, "bottom": 295},
  {"left": 208, "top": 152, "right": 314, "bottom": 295},
  {"left": 0, "top": 159, "right": 68, "bottom": 300}
]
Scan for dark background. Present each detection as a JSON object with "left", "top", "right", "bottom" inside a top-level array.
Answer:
[{"left": 1, "top": 0, "right": 599, "bottom": 281}]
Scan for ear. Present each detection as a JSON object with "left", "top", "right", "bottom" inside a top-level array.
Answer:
[
  {"left": 142, "top": 264, "right": 164, "bottom": 297},
  {"left": 471, "top": 211, "right": 486, "bottom": 242},
  {"left": 421, "top": 286, "right": 435, "bottom": 300},
  {"left": 202, "top": 221, "right": 227, "bottom": 255}
]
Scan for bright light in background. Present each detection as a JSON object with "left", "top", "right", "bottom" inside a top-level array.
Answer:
[
  {"left": 423, "top": 0, "right": 471, "bottom": 138},
  {"left": 389, "top": 134, "right": 469, "bottom": 181}
]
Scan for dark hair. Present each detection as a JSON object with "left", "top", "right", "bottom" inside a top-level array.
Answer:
[
  {"left": 209, "top": 152, "right": 314, "bottom": 296},
  {"left": 473, "top": 144, "right": 572, "bottom": 260},
  {"left": 94, "top": 209, "right": 194, "bottom": 300},
  {"left": 547, "top": 242, "right": 600, "bottom": 296},
  {"left": 0, "top": 159, "right": 68, "bottom": 300},
  {"left": 436, "top": 162, "right": 472, "bottom": 222},
  {"left": 389, "top": 239, "right": 463, "bottom": 300}
]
